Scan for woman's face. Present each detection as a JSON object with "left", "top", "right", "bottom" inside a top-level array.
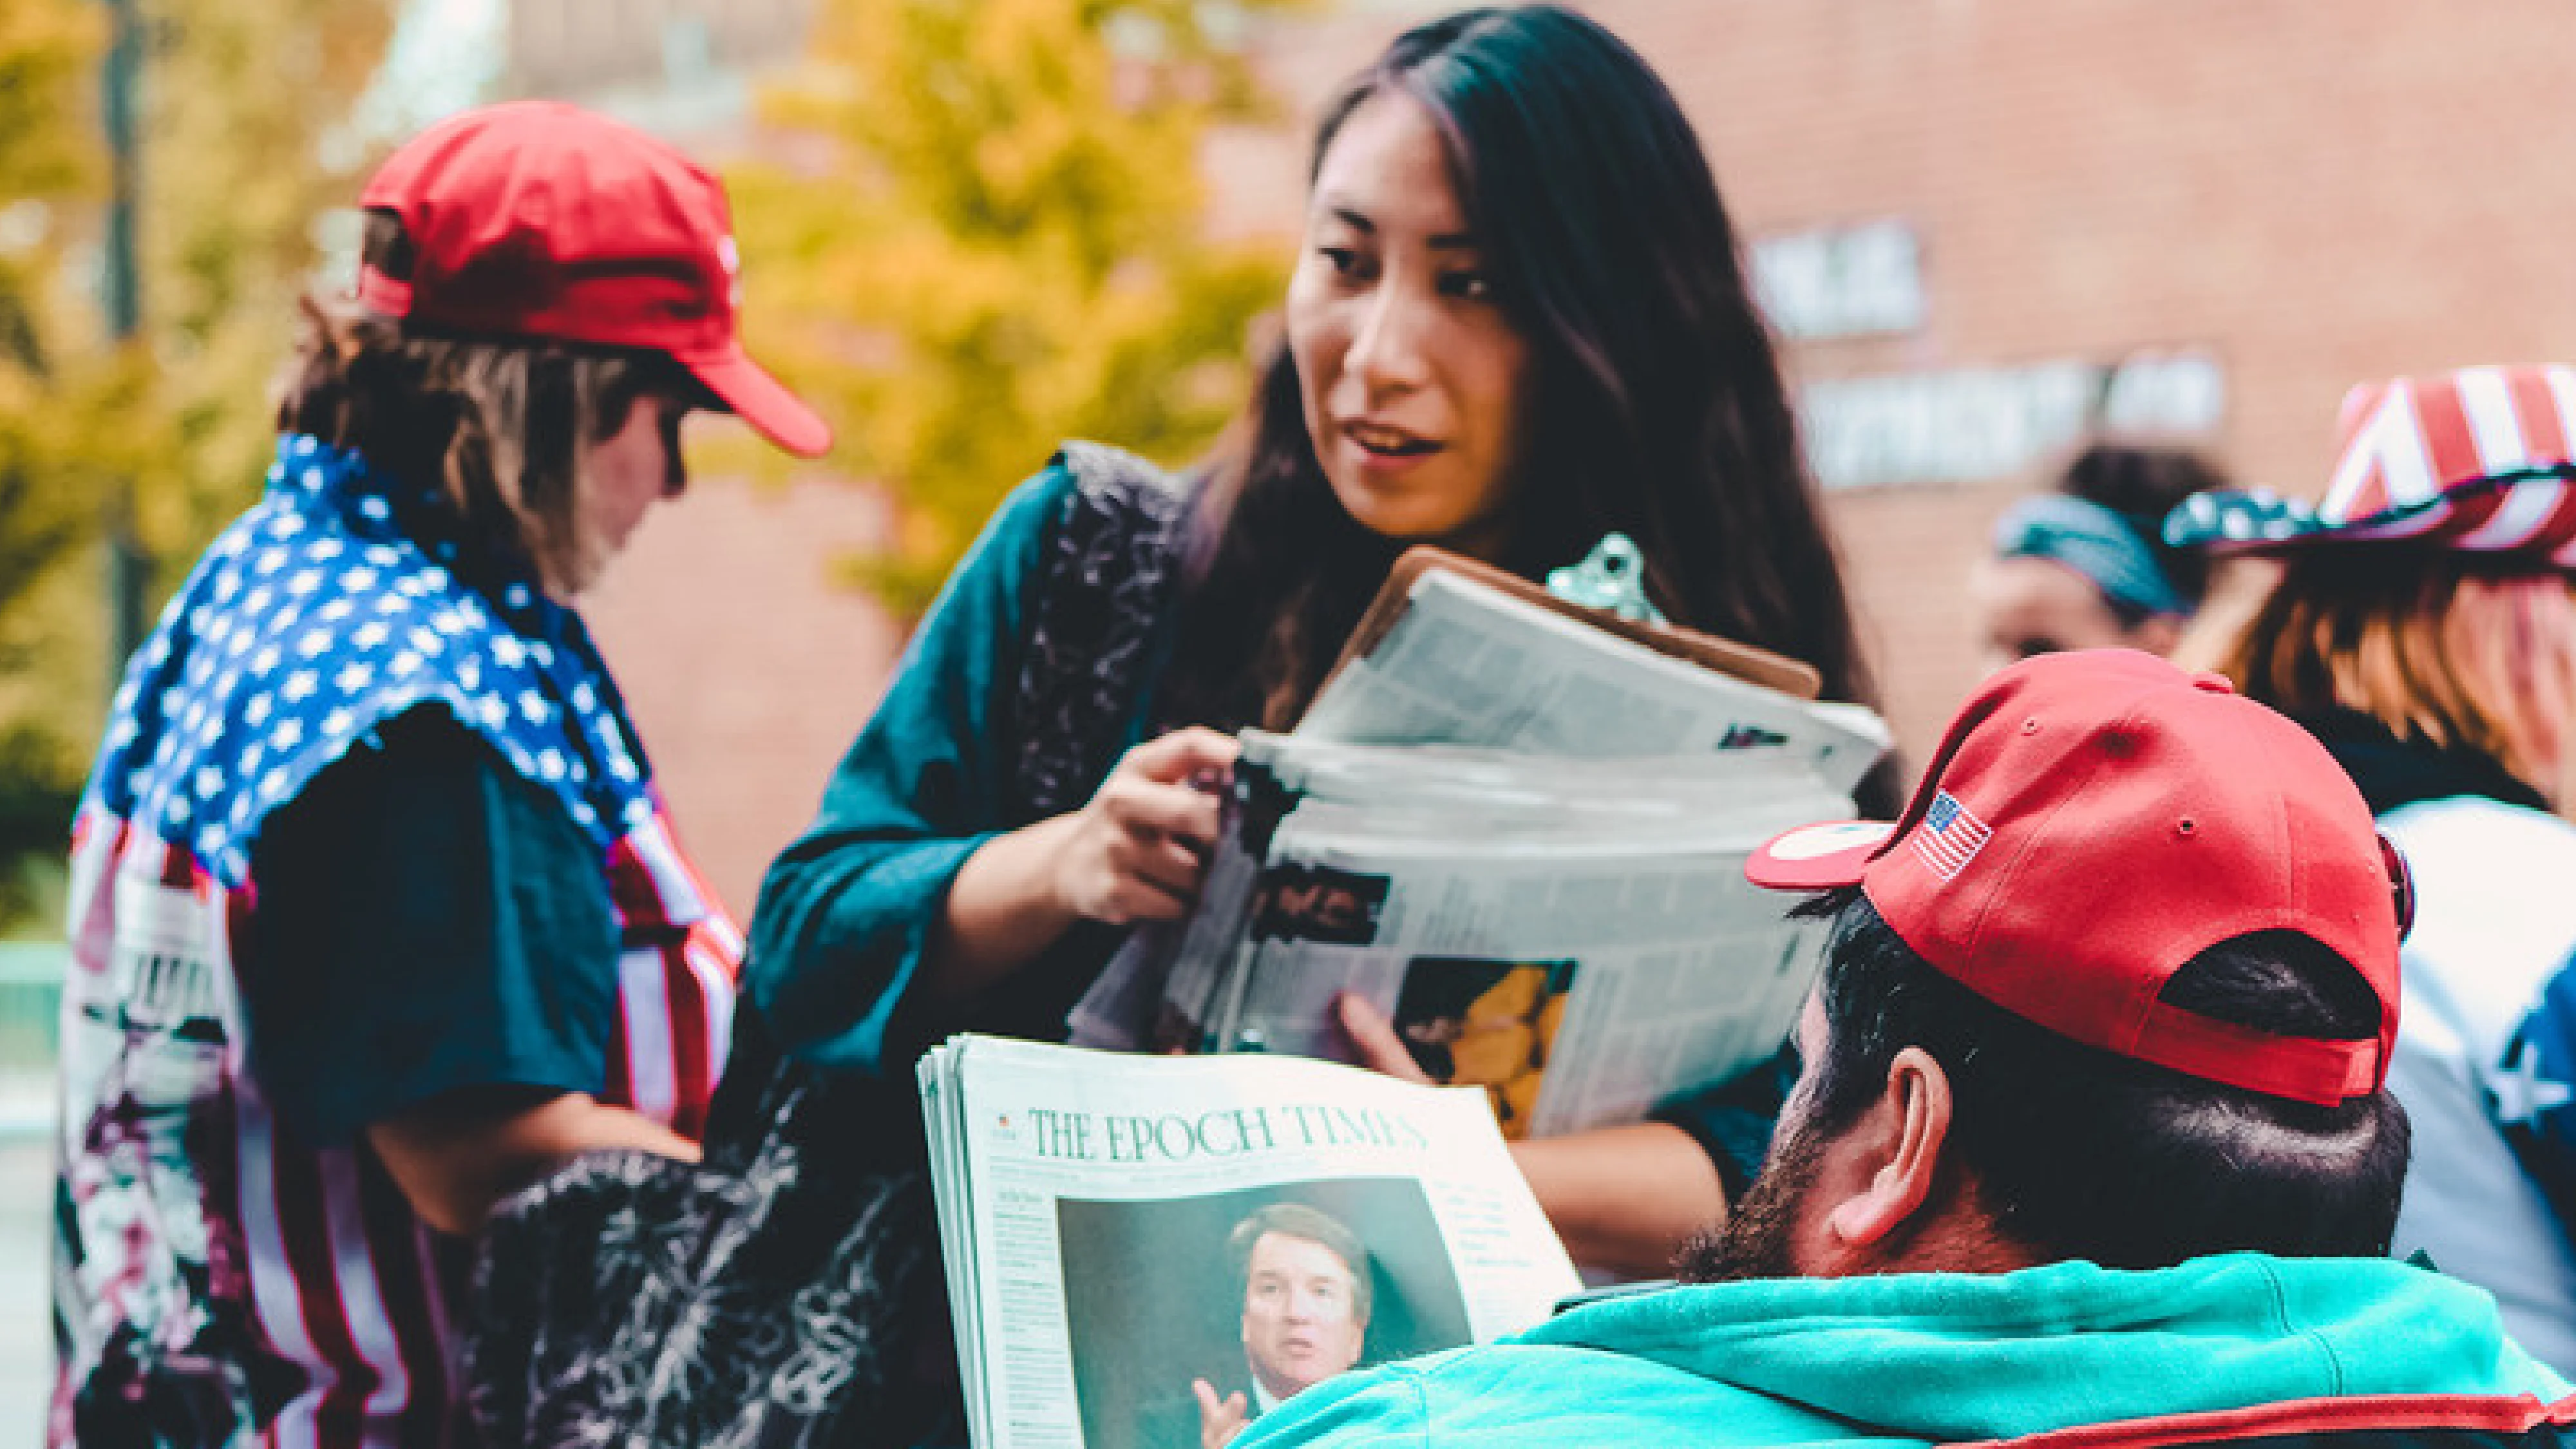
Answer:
[
  {"left": 560, "top": 391, "right": 690, "bottom": 598},
  {"left": 1287, "top": 92, "right": 1530, "bottom": 559},
  {"left": 1968, "top": 554, "right": 2178, "bottom": 676}
]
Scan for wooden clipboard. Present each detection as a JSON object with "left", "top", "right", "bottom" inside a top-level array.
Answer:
[{"left": 1312, "top": 545, "right": 1825, "bottom": 706}]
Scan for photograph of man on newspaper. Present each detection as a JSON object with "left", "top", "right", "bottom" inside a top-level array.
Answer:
[
  {"left": 1390, "top": 959, "right": 1577, "bottom": 1139},
  {"left": 1249, "top": 865, "right": 1391, "bottom": 947},
  {"left": 1058, "top": 1179, "right": 1468, "bottom": 1449}
]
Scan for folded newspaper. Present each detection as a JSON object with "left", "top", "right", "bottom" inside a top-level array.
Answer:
[
  {"left": 1071, "top": 558, "right": 1891, "bottom": 1138},
  {"left": 920, "top": 1036, "right": 1582, "bottom": 1449}
]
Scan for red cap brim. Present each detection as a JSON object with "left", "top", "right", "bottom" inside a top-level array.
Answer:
[
  {"left": 678, "top": 343, "right": 833, "bottom": 459},
  {"left": 1745, "top": 821, "right": 1897, "bottom": 891}
]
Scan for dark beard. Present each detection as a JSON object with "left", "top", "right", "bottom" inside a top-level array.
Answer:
[{"left": 1676, "top": 1124, "right": 1825, "bottom": 1283}]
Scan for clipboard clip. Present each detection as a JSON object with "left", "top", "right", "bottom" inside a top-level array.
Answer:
[{"left": 1546, "top": 533, "right": 1666, "bottom": 625}]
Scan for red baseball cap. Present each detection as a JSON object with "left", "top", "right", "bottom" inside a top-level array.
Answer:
[
  {"left": 1747, "top": 649, "right": 2408, "bottom": 1108},
  {"left": 357, "top": 100, "right": 830, "bottom": 458}
]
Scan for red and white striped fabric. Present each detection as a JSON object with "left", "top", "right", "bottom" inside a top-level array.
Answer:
[
  {"left": 2320, "top": 366, "right": 2576, "bottom": 556},
  {"left": 2172, "top": 366, "right": 2576, "bottom": 562},
  {"left": 52, "top": 802, "right": 737, "bottom": 1449}
]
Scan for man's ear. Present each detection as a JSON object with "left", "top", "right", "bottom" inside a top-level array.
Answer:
[{"left": 1821, "top": 1046, "right": 1955, "bottom": 1251}]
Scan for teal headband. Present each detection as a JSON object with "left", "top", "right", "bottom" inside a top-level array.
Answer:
[{"left": 1994, "top": 495, "right": 2191, "bottom": 620}]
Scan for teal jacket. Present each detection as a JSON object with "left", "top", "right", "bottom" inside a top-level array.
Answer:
[{"left": 1234, "top": 1255, "right": 2573, "bottom": 1449}]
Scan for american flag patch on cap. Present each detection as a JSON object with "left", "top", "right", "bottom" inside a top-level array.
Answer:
[{"left": 1911, "top": 791, "right": 1993, "bottom": 880}]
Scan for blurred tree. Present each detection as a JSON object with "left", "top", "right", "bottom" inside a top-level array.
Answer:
[
  {"left": 124, "top": 0, "right": 399, "bottom": 569},
  {"left": 732, "top": 0, "right": 1308, "bottom": 612},
  {"left": 0, "top": 0, "right": 113, "bottom": 928},
  {"left": 0, "top": 0, "right": 393, "bottom": 929}
]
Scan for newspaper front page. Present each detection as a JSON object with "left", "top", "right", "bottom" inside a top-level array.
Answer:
[{"left": 922, "top": 1037, "right": 1580, "bottom": 1449}]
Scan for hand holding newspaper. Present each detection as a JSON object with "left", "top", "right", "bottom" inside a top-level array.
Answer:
[
  {"left": 1070, "top": 550, "right": 1892, "bottom": 1138},
  {"left": 920, "top": 1036, "right": 1581, "bottom": 1449}
]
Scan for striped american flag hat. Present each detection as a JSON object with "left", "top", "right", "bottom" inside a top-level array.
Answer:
[{"left": 2164, "top": 365, "right": 2576, "bottom": 562}]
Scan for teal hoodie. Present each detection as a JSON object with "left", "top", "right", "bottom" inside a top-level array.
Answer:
[{"left": 1232, "top": 1255, "right": 2571, "bottom": 1449}]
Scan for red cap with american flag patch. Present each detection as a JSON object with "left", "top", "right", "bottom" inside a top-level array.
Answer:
[
  {"left": 2166, "top": 365, "right": 2576, "bottom": 561},
  {"left": 1746, "top": 649, "right": 2410, "bottom": 1108}
]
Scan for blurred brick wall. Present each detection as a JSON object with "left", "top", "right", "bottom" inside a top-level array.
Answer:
[
  {"left": 582, "top": 456, "right": 903, "bottom": 917},
  {"left": 586, "top": 0, "right": 2576, "bottom": 900},
  {"left": 1210, "top": 0, "right": 2576, "bottom": 764}
]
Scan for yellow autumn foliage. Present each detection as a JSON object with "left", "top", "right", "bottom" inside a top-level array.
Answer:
[
  {"left": 730, "top": 0, "right": 1309, "bottom": 611},
  {"left": 0, "top": 0, "right": 392, "bottom": 927}
]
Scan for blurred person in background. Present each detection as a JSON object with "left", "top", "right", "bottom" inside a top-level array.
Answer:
[
  {"left": 470, "top": 6, "right": 1885, "bottom": 1444},
  {"left": 2172, "top": 364, "right": 2576, "bottom": 1375},
  {"left": 1969, "top": 440, "right": 2222, "bottom": 672},
  {"left": 52, "top": 102, "right": 827, "bottom": 1448}
]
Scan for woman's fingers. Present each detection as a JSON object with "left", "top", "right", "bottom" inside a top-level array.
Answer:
[
  {"left": 1336, "top": 993, "right": 1435, "bottom": 1084},
  {"left": 1108, "top": 834, "right": 1206, "bottom": 902},
  {"left": 1099, "top": 774, "right": 1222, "bottom": 846},
  {"left": 1057, "top": 727, "right": 1241, "bottom": 925},
  {"left": 1130, "top": 726, "right": 1240, "bottom": 784},
  {"left": 1101, "top": 880, "right": 1191, "bottom": 924}
]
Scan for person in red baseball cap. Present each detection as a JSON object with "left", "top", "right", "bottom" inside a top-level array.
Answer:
[
  {"left": 1231, "top": 649, "right": 2576, "bottom": 1449},
  {"left": 2170, "top": 365, "right": 2576, "bottom": 1376},
  {"left": 52, "top": 100, "right": 820, "bottom": 1449}
]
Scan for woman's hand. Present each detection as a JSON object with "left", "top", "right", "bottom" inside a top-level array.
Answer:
[
  {"left": 931, "top": 728, "right": 1238, "bottom": 999},
  {"left": 1050, "top": 727, "right": 1240, "bottom": 925},
  {"left": 1341, "top": 994, "right": 1728, "bottom": 1276},
  {"left": 1333, "top": 994, "right": 1434, "bottom": 1084}
]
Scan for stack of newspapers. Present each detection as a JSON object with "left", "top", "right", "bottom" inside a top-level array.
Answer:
[
  {"left": 1070, "top": 556, "right": 1891, "bottom": 1139},
  {"left": 919, "top": 1036, "right": 1581, "bottom": 1449}
]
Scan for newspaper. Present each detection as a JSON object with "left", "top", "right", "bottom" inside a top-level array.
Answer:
[
  {"left": 920, "top": 1036, "right": 1581, "bottom": 1449},
  {"left": 1070, "top": 560, "right": 1886, "bottom": 1138},
  {"left": 1297, "top": 565, "right": 1890, "bottom": 791},
  {"left": 1074, "top": 735, "right": 1848, "bottom": 1137}
]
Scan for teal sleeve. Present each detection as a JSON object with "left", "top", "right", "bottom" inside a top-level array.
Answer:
[
  {"left": 745, "top": 465, "right": 1078, "bottom": 1078},
  {"left": 240, "top": 706, "right": 621, "bottom": 1147},
  {"left": 1649, "top": 1042, "right": 1795, "bottom": 1200},
  {"left": 1230, "top": 1365, "right": 1437, "bottom": 1448}
]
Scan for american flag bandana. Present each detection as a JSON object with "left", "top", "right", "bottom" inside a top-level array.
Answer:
[
  {"left": 1909, "top": 790, "right": 1993, "bottom": 882},
  {"left": 90, "top": 433, "right": 660, "bottom": 885}
]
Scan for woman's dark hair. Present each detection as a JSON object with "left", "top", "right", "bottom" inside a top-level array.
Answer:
[
  {"left": 1165, "top": 6, "right": 1877, "bottom": 761},
  {"left": 2053, "top": 441, "right": 2226, "bottom": 621},
  {"left": 1794, "top": 889, "right": 2410, "bottom": 1267}
]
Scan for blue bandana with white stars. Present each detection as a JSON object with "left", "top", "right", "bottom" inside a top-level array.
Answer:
[{"left": 88, "top": 433, "right": 659, "bottom": 887}]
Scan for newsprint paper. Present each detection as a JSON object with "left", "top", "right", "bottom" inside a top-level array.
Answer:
[
  {"left": 920, "top": 1036, "right": 1580, "bottom": 1449},
  {"left": 1070, "top": 565, "right": 1889, "bottom": 1139}
]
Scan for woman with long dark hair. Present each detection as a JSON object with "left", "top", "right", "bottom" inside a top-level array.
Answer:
[
  {"left": 772, "top": 0, "right": 1876, "bottom": 1281},
  {"left": 754, "top": 0, "right": 1875, "bottom": 1265},
  {"left": 469, "top": 10, "right": 1879, "bottom": 1444}
]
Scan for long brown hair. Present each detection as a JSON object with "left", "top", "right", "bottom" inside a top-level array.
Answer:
[
  {"left": 1162, "top": 7, "right": 1877, "bottom": 751},
  {"left": 2193, "top": 549, "right": 2576, "bottom": 799},
  {"left": 274, "top": 211, "right": 694, "bottom": 587}
]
